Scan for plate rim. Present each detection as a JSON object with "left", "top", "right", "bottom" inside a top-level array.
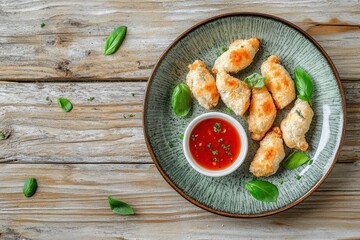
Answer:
[{"left": 142, "top": 12, "right": 347, "bottom": 218}]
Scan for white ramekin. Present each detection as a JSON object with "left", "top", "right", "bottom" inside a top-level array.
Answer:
[{"left": 183, "top": 112, "right": 248, "bottom": 177}]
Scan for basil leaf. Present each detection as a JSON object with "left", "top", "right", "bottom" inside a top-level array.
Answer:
[
  {"left": 216, "top": 46, "right": 228, "bottom": 56},
  {"left": 0, "top": 132, "right": 6, "bottom": 139},
  {"left": 123, "top": 113, "right": 135, "bottom": 118},
  {"left": 167, "top": 141, "right": 174, "bottom": 148},
  {"left": 282, "top": 151, "right": 310, "bottom": 170},
  {"left": 23, "top": 178, "right": 37, "bottom": 198},
  {"left": 225, "top": 107, "right": 231, "bottom": 113},
  {"left": 244, "top": 73, "right": 265, "bottom": 88},
  {"left": 171, "top": 83, "right": 192, "bottom": 117},
  {"left": 108, "top": 196, "right": 134, "bottom": 215},
  {"left": 57, "top": 98, "right": 73, "bottom": 112},
  {"left": 294, "top": 66, "right": 314, "bottom": 105},
  {"left": 0, "top": 130, "right": 10, "bottom": 140},
  {"left": 244, "top": 179, "right": 278, "bottom": 202},
  {"left": 104, "top": 26, "right": 127, "bottom": 55}
]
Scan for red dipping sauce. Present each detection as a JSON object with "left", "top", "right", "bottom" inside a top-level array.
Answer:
[{"left": 189, "top": 118, "right": 241, "bottom": 170}]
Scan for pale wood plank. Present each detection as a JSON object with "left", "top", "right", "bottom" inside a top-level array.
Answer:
[
  {"left": 0, "top": 82, "right": 147, "bottom": 163},
  {"left": 0, "top": 0, "right": 359, "bottom": 81},
  {"left": 0, "top": 81, "right": 357, "bottom": 163},
  {"left": 0, "top": 163, "right": 359, "bottom": 240}
]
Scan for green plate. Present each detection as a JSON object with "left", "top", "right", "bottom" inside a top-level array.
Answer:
[{"left": 143, "top": 13, "right": 346, "bottom": 217}]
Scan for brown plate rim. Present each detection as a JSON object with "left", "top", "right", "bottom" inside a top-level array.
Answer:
[{"left": 142, "top": 12, "right": 347, "bottom": 218}]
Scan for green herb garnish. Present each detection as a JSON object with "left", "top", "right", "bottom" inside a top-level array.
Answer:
[
  {"left": 213, "top": 157, "right": 219, "bottom": 162},
  {"left": 218, "top": 138, "right": 223, "bottom": 143},
  {"left": 131, "top": 93, "right": 135, "bottom": 97},
  {"left": 87, "top": 97, "right": 95, "bottom": 101},
  {"left": 107, "top": 196, "right": 134, "bottom": 215},
  {"left": 295, "top": 175, "right": 302, "bottom": 180},
  {"left": 167, "top": 141, "right": 173, "bottom": 148},
  {"left": 244, "top": 179, "right": 278, "bottom": 202},
  {"left": 104, "top": 26, "right": 127, "bottom": 55},
  {"left": 0, "top": 132, "right": 6, "bottom": 139},
  {"left": 308, "top": 159, "right": 314, "bottom": 165},
  {"left": 179, "top": 134, "right": 184, "bottom": 140},
  {"left": 23, "top": 178, "right": 37, "bottom": 198},
  {"left": 294, "top": 66, "right": 314, "bottom": 105},
  {"left": 295, "top": 109, "right": 305, "bottom": 119},
  {"left": 57, "top": 98, "right": 73, "bottom": 112},
  {"left": 282, "top": 151, "right": 310, "bottom": 170},
  {"left": 216, "top": 46, "right": 228, "bottom": 56},
  {"left": 40, "top": 22, "right": 45, "bottom": 28},
  {"left": 213, "top": 122, "right": 221, "bottom": 133},
  {"left": 207, "top": 143, "right": 212, "bottom": 148},
  {"left": 123, "top": 114, "right": 135, "bottom": 119},
  {"left": 0, "top": 130, "right": 10, "bottom": 140},
  {"left": 171, "top": 83, "right": 192, "bottom": 117},
  {"left": 211, "top": 150, "right": 219, "bottom": 155},
  {"left": 225, "top": 107, "right": 231, "bottom": 113},
  {"left": 226, "top": 151, "right": 232, "bottom": 156},
  {"left": 221, "top": 144, "right": 230, "bottom": 150},
  {"left": 279, "top": 178, "right": 284, "bottom": 185},
  {"left": 45, "top": 96, "right": 51, "bottom": 102},
  {"left": 244, "top": 73, "right": 265, "bottom": 88}
]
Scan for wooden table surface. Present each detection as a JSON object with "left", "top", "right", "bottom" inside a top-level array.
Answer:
[{"left": 0, "top": 0, "right": 359, "bottom": 239}]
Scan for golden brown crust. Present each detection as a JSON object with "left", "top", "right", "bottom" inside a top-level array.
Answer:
[
  {"left": 247, "top": 87, "right": 277, "bottom": 141},
  {"left": 186, "top": 60, "right": 219, "bottom": 109},
  {"left": 216, "top": 71, "right": 251, "bottom": 116},
  {"left": 249, "top": 126, "right": 285, "bottom": 177},
  {"left": 280, "top": 99, "right": 314, "bottom": 151},
  {"left": 212, "top": 37, "right": 260, "bottom": 74},
  {"left": 261, "top": 55, "right": 296, "bottom": 109}
]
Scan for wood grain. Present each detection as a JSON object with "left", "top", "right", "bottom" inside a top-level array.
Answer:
[
  {"left": 0, "top": 81, "right": 358, "bottom": 164},
  {"left": 0, "top": 1, "right": 359, "bottom": 239},
  {"left": 0, "top": 0, "right": 359, "bottom": 81},
  {"left": 0, "top": 163, "right": 359, "bottom": 240}
]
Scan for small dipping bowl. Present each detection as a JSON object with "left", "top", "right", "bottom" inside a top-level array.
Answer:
[{"left": 183, "top": 112, "right": 248, "bottom": 177}]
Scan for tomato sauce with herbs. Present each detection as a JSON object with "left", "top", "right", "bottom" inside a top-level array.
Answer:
[{"left": 189, "top": 118, "right": 241, "bottom": 170}]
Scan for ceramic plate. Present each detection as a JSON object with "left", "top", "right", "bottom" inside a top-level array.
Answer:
[{"left": 143, "top": 13, "right": 346, "bottom": 217}]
